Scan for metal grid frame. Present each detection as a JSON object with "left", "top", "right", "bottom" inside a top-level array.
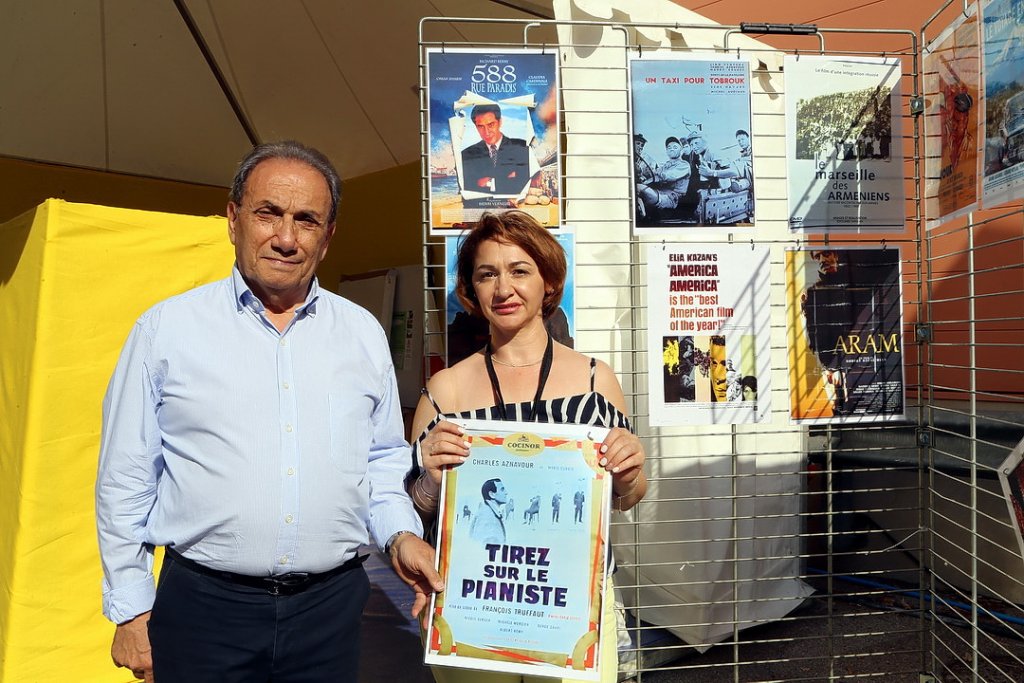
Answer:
[
  {"left": 416, "top": 7, "right": 1023, "bottom": 681},
  {"left": 920, "top": 2, "right": 1024, "bottom": 681}
]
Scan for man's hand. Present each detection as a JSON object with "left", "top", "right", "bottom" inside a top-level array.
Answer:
[
  {"left": 111, "top": 611, "right": 153, "bottom": 682},
  {"left": 389, "top": 534, "right": 444, "bottom": 623}
]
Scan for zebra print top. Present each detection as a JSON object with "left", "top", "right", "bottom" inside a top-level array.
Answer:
[
  {"left": 409, "top": 358, "right": 633, "bottom": 544},
  {"left": 411, "top": 358, "right": 633, "bottom": 467}
]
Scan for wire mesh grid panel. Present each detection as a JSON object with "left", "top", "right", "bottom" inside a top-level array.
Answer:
[
  {"left": 920, "top": 2, "right": 1024, "bottom": 681},
  {"left": 418, "top": 12, "right": 935, "bottom": 683}
]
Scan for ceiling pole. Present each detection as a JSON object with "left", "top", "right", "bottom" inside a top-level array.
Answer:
[{"left": 171, "top": 0, "right": 261, "bottom": 147}]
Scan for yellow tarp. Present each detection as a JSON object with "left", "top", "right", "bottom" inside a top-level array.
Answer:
[{"left": 0, "top": 199, "right": 233, "bottom": 682}]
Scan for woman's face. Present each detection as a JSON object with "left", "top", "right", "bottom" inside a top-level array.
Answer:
[{"left": 471, "top": 239, "right": 547, "bottom": 333}]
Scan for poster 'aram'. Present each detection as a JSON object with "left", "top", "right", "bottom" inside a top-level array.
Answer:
[
  {"left": 427, "top": 49, "right": 560, "bottom": 233},
  {"left": 425, "top": 420, "right": 611, "bottom": 680},
  {"left": 785, "top": 55, "right": 905, "bottom": 232},
  {"left": 646, "top": 243, "right": 772, "bottom": 426},
  {"left": 785, "top": 247, "right": 906, "bottom": 424}
]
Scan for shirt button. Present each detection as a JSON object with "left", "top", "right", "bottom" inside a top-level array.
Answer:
[
  {"left": 283, "top": 382, "right": 290, "bottom": 390},
  {"left": 279, "top": 556, "right": 288, "bottom": 565},
  {"left": 285, "top": 424, "right": 293, "bottom": 433},
  {"left": 287, "top": 467, "right": 295, "bottom": 476},
  {"left": 285, "top": 514, "right": 294, "bottom": 524},
  {"left": 279, "top": 339, "right": 287, "bottom": 347}
]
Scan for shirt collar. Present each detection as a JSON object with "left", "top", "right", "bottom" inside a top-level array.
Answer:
[{"left": 230, "top": 265, "right": 321, "bottom": 318}]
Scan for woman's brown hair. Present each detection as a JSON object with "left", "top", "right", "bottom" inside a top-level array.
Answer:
[{"left": 455, "top": 210, "right": 566, "bottom": 319}]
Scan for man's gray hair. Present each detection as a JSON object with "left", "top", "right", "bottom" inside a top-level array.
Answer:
[{"left": 229, "top": 141, "right": 342, "bottom": 223}]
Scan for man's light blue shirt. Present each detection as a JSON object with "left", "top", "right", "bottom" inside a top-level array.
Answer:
[{"left": 96, "top": 267, "right": 421, "bottom": 624}]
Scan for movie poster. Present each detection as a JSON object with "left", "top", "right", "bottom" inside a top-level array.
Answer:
[
  {"left": 425, "top": 419, "right": 611, "bottom": 680},
  {"left": 981, "top": 0, "right": 1024, "bottom": 207},
  {"left": 785, "top": 56, "right": 905, "bottom": 232},
  {"left": 997, "top": 437, "right": 1024, "bottom": 561},
  {"left": 785, "top": 247, "right": 906, "bottom": 424},
  {"left": 924, "top": 6, "right": 981, "bottom": 227},
  {"left": 629, "top": 56, "right": 755, "bottom": 232},
  {"left": 646, "top": 243, "right": 772, "bottom": 426},
  {"left": 427, "top": 49, "right": 560, "bottom": 232},
  {"left": 445, "top": 232, "right": 575, "bottom": 366}
]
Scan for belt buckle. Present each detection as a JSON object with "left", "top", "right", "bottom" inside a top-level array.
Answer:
[{"left": 267, "top": 572, "right": 310, "bottom": 596}]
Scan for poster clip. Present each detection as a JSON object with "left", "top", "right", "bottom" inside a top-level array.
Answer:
[
  {"left": 795, "top": 49, "right": 799, "bottom": 61},
  {"left": 750, "top": 239, "right": 755, "bottom": 251},
  {"left": 881, "top": 238, "right": 887, "bottom": 251},
  {"left": 662, "top": 239, "right": 666, "bottom": 251},
  {"left": 638, "top": 43, "right": 643, "bottom": 57},
  {"left": 441, "top": 42, "right": 446, "bottom": 54}
]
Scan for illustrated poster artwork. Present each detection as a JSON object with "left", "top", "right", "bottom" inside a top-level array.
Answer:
[
  {"left": 784, "top": 55, "right": 905, "bottom": 232},
  {"left": 997, "top": 437, "right": 1024, "bottom": 562},
  {"left": 425, "top": 419, "right": 611, "bottom": 681},
  {"left": 785, "top": 247, "right": 906, "bottom": 424},
  {"left": 629, "top": 56, "right": 755, "bottom": 232},
  {"left": 981, "top": 0, "right": 1024, "bottom": 208},
  {"left": 427, "top": 49, "right": 560, "bottom": 232},
  {"left": 444, "top": 232, "right": 575, "bottom": 366},
  {"left": 646, "top": 243, "right": 772, "bottom": 426},
  {"left": 924, "top": 6, "right": 981, "bottom": 227}
]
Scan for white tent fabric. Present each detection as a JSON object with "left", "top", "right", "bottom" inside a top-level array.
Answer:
[{"left": 0, "top": 0, "right": 553, "bottom": 185}]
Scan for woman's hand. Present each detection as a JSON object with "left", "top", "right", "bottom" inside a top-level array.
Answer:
[
  {"left": 598, "top": 428, "right": 646, "bottom": 506},
  {"left": 420, "top": 420, "right": 470, "bottom": 486}
]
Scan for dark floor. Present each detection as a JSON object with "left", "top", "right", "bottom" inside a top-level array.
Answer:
[{"left": 359, "top": 550, "right": 1024, "bottom": 683}]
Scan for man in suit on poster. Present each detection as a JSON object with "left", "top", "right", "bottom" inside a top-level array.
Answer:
[{"left": 461, "top": 103, "right": 531, "bottom": 197}]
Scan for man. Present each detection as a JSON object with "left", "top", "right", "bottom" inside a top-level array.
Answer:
[
  {"left": 633, "top": 132, "right": 656, "bottom": 185},
  {"left": 95, "top": 141, "right": 442, "bottom": 682},
  {"left": 636, "top": 136, "right": 691, "bottom": 220},
  {"left": 708, "top": 335, "right": 729, "bottom": 403},
  {"left": 523, "top": 494, "right": 541, "bottom": 525},
  {"left": 461, "top": 103, "right": 531, "bottom": 196},
  {"left": 726, "top": 129, "right": 753, "bottom": 191},
  {"left": 469, "top": 478, "right": 508, "bottom": 545},
  {"left": 551, "top": 492, "right": 561, "bottom": 523},
  {"left": 573, "top": 489, "right": 585, "bottom": 524}
]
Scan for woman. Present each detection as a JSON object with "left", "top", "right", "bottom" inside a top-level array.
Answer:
[{"left": 408, "top": 210, "right": 646, "bottom": 683}]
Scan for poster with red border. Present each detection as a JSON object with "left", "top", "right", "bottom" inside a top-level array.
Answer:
[
  {"left": 923, "top": 5, "right": 981, "bottom": 227},
  {"left": 425, "top": 419, "right": 610, "bottom": 680}
]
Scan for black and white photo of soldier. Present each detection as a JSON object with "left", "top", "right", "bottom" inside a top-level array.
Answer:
[{"left": 633, "top": 127, "right": 754, "bottom": 227}]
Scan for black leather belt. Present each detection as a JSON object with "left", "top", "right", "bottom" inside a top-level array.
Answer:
[{"left": 165, "top": 547, "right": 367, "bottom": 596}]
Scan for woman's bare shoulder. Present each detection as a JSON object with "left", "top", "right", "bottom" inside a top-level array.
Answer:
[{"left": 427, "top": 352, "right": 488, "bottom": 411}]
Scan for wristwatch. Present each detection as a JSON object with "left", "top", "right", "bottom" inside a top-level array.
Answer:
[{"left": 386, "top": 530, "right": 417, "bottom": 558}]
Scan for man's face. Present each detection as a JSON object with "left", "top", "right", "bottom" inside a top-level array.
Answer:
[
  {"left": 813, "top": 250, "right": 840, "bottom": 274},
  {"left": 690, "top": 136, "right": 707, "bottom": 153},
  {"left": 474, "top": 112, "right": 503, "bottom": 147},
  {"left": 737, "top": 133, "right": 750, "bottom": 153},
  {"left": 227, "top": 158, "right": 334, "bottom": 310},
  {"left": 710, "top": 341, "right": 728, "bottom": 402},
  {"left": 665, "top": 141, "right": 682, "bottom": 159},
  {"left": 491, "top": 481, "right": 508, "bottom": 504},
  {"left": 634, "top": 140, "right": 645, "bottom": 155}
]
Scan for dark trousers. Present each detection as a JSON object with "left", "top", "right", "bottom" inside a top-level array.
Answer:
[{"left": 149, "top": 553, "right": 370, "bottom": 682}]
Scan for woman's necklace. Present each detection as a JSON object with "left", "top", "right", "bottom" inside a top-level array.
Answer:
[
  {"left": 485, "top": 334, "right": 553, "bottom": 421},
  {"left": 489, "top": 354, "right": 544, "bottom": 368}
]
